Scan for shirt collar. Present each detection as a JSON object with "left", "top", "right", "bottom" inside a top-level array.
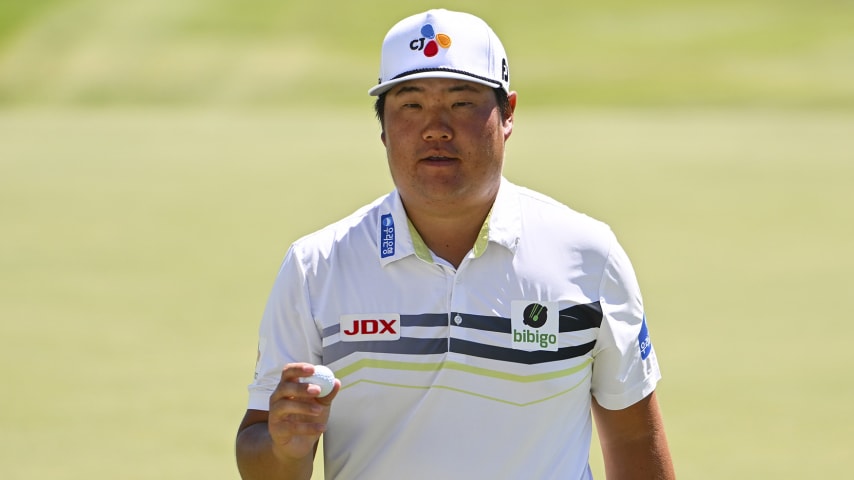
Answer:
[
  {"left": 377, "top": 191, "right": 416, "bottom": 267},
  {"left": 488, "top": 177, "right": 523, "bottom": 254},
  {"left": 377, "top": 177, "right": 522, "bottom": 266}
]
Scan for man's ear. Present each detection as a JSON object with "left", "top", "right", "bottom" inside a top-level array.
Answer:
[
  {"left": 504, "top": 91, "right": 517, "bottom": 139},
  {"left": 508, "top": 91, "right": 517, "bottom": 116}
]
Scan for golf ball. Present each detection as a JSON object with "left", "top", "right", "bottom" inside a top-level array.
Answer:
[{"left": 298, "top": 365, "right": 336, "bottom": 397}]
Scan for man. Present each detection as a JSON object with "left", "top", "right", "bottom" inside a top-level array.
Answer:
[{"left": 236, "top": 9, "right": 675, "bottom": 479}]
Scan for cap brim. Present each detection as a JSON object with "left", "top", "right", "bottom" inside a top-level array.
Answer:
[{"left": 368, "top": 70, "right": 503, "bottom": 96}]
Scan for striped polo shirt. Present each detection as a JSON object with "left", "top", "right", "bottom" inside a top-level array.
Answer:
[{"left": 248, "top": 177, "right": 661, "bottom": 479}]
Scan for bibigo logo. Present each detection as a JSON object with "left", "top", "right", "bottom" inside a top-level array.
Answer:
[
  {"left": 409, "top": 24, "right": 451, "bottom": 57},
  {"left": 511, "top": 300, "right": 559, "bottom": 352}
]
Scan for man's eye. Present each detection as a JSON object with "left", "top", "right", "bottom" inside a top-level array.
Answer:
[
  {"left": 402, "top": 103, "right": 421, "bottom": 109},
  {"left": 453, "top": 101, "right": 473, "bottom": 107}
]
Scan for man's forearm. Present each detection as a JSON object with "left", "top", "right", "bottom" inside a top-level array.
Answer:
[
  {"left": 236, "top": 423, "right": 314, "bottom": 480},
  {"left": 600, "top": 428, "right": 675, "bottom": 479},
  {"left": 593, "top": 393, "right": 675, "bottom": 479}
]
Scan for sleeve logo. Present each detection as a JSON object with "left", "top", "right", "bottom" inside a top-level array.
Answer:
[{"left": 638, "top": 315, "right": 653, "bottom": 360}]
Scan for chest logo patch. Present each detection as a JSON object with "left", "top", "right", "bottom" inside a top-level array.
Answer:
[
  {"left": 340, "top": 314, "right": 401, "bottom": 342},
  {"left": 511, "top": 301, "right": 559, "bottom": 351}
]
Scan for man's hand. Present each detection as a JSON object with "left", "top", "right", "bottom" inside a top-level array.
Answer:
[
  {"left": 236, "top": 363, "right": 341, "bottom": 480},
  {"left": 268, "top": 363, "right": 341, "bottom": 460}
]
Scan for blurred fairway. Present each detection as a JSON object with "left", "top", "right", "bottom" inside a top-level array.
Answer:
[
  {"left": 2, "top": 0, "right": 853, "bottom": 108},
  {"left": 2, "top": 108, "right": 852, "bottom": 479},
  {"left": 1, "top": 1, "right": 853, "bottom": 479}
]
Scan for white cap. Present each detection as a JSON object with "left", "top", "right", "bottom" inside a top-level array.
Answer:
[{"left": 368, "top": 9, "right": 510, "bottom": 96}]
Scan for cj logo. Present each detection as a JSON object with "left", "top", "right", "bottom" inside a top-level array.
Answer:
[{"left": 410, "top": 24, "right": 451, "bottom": 57}]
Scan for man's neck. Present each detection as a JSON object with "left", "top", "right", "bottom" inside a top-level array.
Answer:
[{"left": 404, "top": 199, "right": 494, "bottom": 269}]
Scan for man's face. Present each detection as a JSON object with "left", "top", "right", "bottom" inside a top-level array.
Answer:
[{"left": 381, "top": 78, "right": 515, "bottom": 211}]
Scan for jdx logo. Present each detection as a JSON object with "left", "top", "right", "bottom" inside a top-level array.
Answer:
[
  {"left": 409, "top": 24, "right": 451, "bottom": 58},
  {"left": 511, "top": 301, "right": 559, "bottom": 352},
  {"left": 380, "top": 214, "right": 395, "bottom": 258},
  {"left": 340, "top": 314, "right": 401, "bottom": 342}
]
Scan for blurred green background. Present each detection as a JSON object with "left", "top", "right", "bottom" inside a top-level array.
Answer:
[
  {"left": 2, "top": 0, "right": 854, "bottom": 108},
  {"left": 1, "top": 0, "right": 852, "bottom": 479}
]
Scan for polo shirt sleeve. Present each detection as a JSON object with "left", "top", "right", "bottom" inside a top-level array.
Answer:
[
  {"left": 590, "top": 233, "right": 662, "bottom": 410},
  {"left": 247, "top": 246, "right": 321, "bottom": 411}
]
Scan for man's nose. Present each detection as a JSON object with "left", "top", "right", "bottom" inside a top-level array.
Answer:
[{"left": 422, "top": 110, "right": 453, "bottom": 141}]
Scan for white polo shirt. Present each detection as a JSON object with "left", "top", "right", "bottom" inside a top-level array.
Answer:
[{"left": 248, "top": 178, "right": 661, "bottom": 479}]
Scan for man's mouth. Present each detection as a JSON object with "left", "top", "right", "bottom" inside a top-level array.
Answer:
[{"left": 421, "top": 155, "right": 457, "bottom": 163}]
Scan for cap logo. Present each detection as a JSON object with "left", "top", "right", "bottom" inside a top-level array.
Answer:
[{"left": 409, "top": 24, "right": 451, "bottom": 57}]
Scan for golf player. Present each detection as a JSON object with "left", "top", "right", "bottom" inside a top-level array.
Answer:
[{"left": 236, "top": 9, "right": 675, "bottom": 479}]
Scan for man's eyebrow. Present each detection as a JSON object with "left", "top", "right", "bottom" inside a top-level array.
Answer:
[
  {"left": 393, "top": 85, "right": 424, "bottom": 96},
  {"left": 447, "top": 83, "right": 482, "bottom": 93},
  {"left": 392, "top": 82, "right": 484, "bottom": 96}
]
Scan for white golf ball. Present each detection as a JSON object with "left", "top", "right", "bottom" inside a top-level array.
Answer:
[{"left": 298, "top": 365, "right": 336, "bottom": 397}]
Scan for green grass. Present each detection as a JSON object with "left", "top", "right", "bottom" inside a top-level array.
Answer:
[
  {"left": 1, "top": 1, "right": 853, "bottom": 478},
  {"left": 0, "top": 0, "right": 69, "bottom": 48},
  {"left": 0, "top": 0, "right": 852, "bottom": 108},
  {"left": 1, "top": 107, "right": 852, "bottom": 479}
]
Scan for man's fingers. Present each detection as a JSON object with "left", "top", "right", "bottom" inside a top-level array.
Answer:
[
  {"left": 280, "top": 362, "right": 315, "bottom": 383},
  {"left": 269, "top": 397, "right": 323, "bottom": 420},
  {"left": 269, "top": 413, "right": 327, "bottom": 437},
  {"left": 313, "top": 378, "right": 342, "bottom": 406},
  {"left": 273, "top": 362, "right": 342, "bottom": 406}
]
